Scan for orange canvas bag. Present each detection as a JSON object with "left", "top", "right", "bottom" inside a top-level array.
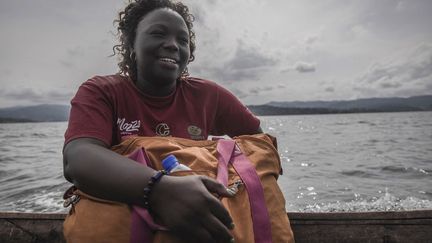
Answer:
[{"left": 63, "top": 134, "right": 294, "bottom": 242}]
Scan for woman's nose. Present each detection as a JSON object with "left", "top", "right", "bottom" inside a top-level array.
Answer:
[{"left": 162, "top": 36, "right": 179, "bottom": 51}]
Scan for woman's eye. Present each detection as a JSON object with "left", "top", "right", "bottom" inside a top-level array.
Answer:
[
  {"left": 178, "top": 37, "right": 189, "bottom": 44},
  {"left": 150, "top": 31, "right": 165, "bottom": 36}
]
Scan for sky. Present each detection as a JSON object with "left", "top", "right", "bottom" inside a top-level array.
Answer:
[{"left": 0, "top": 0, "right": 431, "bottom": 108}]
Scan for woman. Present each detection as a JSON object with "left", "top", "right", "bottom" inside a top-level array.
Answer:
[{"left": 63, "top": 0, "right": 262, "bottom": 242}]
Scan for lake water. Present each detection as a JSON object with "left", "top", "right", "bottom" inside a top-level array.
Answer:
[{"left": 0, "top": 112, "right": 431, "bottom": 212}]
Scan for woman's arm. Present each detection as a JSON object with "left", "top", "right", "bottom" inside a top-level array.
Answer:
[
  {"left": 63, "top": 137, "right": 235, "bottom": 242},
  {"left": 63, "top": 137, "right": 153, "bottom": 204}
]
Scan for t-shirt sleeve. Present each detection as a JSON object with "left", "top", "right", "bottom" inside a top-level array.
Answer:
[
  {"left": 64, "top": 78, "right": 114, "bottom": 146},
  {"left": 211, "top": 84, "right": 260, "bottom": 136}
]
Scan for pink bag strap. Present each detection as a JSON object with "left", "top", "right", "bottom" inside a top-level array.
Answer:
[
  {"left": 217, "top": 139, "right": 273, "bottom": 243},
  {"left": 215, "top": 139, "right": 236, "bottom": 187},
  {"left": 127, "top": 148, "right": 167, "bottom": 243}
]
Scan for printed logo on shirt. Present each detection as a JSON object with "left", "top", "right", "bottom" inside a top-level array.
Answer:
[
  {"left": 155, "top": 123, "right": 170, "bottom": 136},
  {"left": 187, "top": 125, "right": 204, "bottom": 140},
  {"left": 117, "top": 118, "right": 141, "bottom": 136}
]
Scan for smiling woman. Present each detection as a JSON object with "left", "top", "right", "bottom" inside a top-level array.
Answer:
[
  {"left": 113, "top": 0, "right": 197, "bottom": 94},
  {"left": 62, "top": 0, "right": 264, "bottom": 242}
]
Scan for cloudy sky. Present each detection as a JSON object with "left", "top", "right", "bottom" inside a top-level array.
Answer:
[{"left": 0, "top": 0, "right": 431, "bottom": 108}]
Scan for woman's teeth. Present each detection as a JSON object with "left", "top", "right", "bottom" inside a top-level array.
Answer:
[{"left": 159, "top": 58, "right": 177, "bottom": 64}]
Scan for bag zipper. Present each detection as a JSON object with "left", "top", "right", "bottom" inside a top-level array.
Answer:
[
  {"left": 227, "top": 179, "right": 243, "bottom": 195},
  {"left": 63, "top": 194, "right": 80, "bottom": 208}
]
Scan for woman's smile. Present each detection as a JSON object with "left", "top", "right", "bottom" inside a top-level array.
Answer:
[{"left": 158, "top": 57, "right": 179, "bottom": 69}]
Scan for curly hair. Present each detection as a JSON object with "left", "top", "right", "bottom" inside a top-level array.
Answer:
[{"left": 113, "top": 0, "right": 196, "bottom": 82}]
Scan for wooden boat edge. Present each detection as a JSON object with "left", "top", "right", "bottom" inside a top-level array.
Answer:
[
  {"left": 2, "top": 210, "right": 432, "bottom": 243},
  {"left": 3, "top": 209, "right": 431, "bottom": 219}
]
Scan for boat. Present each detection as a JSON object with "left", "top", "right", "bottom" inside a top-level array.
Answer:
[{"left": 1, "top": 210, "right": 431, "bottom": 242}]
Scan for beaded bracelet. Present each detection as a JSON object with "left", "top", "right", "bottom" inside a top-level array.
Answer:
[{"left": 142, "top": 170, "right": 168, "bottom": 209}]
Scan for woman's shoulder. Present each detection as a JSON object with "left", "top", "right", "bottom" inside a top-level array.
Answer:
[
  {"left": 183, "top": 77, "right": 237, "bottom": 98},
  {"left": 84, "top": 74, "right": 129, "bottom": 87},
  {"left": 183, "top": 77, "right": 222, "bottom": 91}
]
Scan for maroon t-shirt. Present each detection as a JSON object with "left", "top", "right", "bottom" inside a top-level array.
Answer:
[{"left": 65, "top": 75, "right": 260, "bottom": 146}]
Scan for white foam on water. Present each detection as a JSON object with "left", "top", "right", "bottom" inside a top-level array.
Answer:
[
  {"left": 5, "top": 190, "right": 67, "bottom": 213},
  {"left": 31, "top": 191, "right": 66, "bottom": 212},
  {"left": 299, "top": 191, "right": 432, "bottom": 212}
]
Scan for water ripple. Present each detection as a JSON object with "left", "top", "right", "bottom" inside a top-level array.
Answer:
[{"left": 339, "top": 170, "right": 380, "bottom": 178}]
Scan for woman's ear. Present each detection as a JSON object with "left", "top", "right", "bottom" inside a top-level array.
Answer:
[
  {"left": 129, "top": 46, "right": 136, "bottom": 55},
  {"left": 129, "top": 48, "right": 136, "bottom": 61}
]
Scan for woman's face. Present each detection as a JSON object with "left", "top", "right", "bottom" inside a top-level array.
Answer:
[{"left": 133, "top": 8, "right": 190, "bottom": 87}]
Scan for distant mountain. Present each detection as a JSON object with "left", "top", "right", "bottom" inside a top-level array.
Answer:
[
  {"left": 0, "top": 104, "right": 70, "bottom": 123},
  {"left": 249, "top": 95, "right": 432, "bottom": 116},
  {"left": 1, "top": 95, "right": 431, "bottom": 122}
]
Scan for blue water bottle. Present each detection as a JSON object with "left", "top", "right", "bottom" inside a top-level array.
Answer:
[{"left": 162, "top": 155, "right": 191, "bottom": 173}]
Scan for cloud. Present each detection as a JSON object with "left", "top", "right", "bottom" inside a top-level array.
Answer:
[
  {"left": 67, "top": 46, "right": 86, "bottom": 57},
  {"left": 228, "top": 87, "right": 249, "bottom": 99},
  {"left": 0, "top": 68, "right": 13, "bottom": 80},
  {"left": 325, "top": 87, "right": 335, "bottom": 92},
  {"left": 353, "top": 43, "right": 432, "bottom": 97},
  {"left": 280, "top": 61, "right": 317, "bottom": 73},
  {"left": 349, "top": 24, "right": 369, "bottom": 39},
  {"left": 304, "top": 35, "right": 319, "bottom": 45},
  {"left": 396, "top": 1, "right": 407, "bottom": 12},
  {"left": 0, "top": 88, "right": 73, "bottom": 105},
  {"left": 59, "top": 60, "right": 74, "bottom": 68},
  {"left": 59, "top": 46, "right": 87, "bottom": 68},
  {"left": 249, "top": 86, "right": 274, "bottom": 95},
  {"left": 192, "top": 39, "right": 277, "bottom": 82},
  {"left": 221, "top": 40, "right": 276, "bottom": 80},
  {"left": 293, "top": 61, "right": 316, "bottom": 73},
  {"left": 380, "top": 82, "right": 402, "bottom": 89},
  {"left": 227, "top": 84, "right": 283, "bottom": 99}
]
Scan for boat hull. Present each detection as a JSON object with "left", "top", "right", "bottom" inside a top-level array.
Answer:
[{"left": 1, "top": 210, "right": 431, "bottom": 242}]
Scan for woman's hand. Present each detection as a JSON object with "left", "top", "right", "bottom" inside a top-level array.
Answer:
[{"left": 149, "top": 175, "right": 235, "bottom": 243}]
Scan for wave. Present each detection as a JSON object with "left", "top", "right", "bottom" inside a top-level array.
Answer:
[
  {"left": 380, "top": 165, "right": 430, "bottom": 174},
  {"left": 298, "top": 191, "right": 432, "bottom": 212},
  {"left": 30, "top": 133, "right": 48, "bottom": 138},
  {"left": 341, "top": 166, "right": 431, "bottom": 179},
  {"left": 358, "top": 120, "right": 376, "bottom": 126},
  {"left": 339, "top": 170, "right": 380, "bottom": 178}
]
